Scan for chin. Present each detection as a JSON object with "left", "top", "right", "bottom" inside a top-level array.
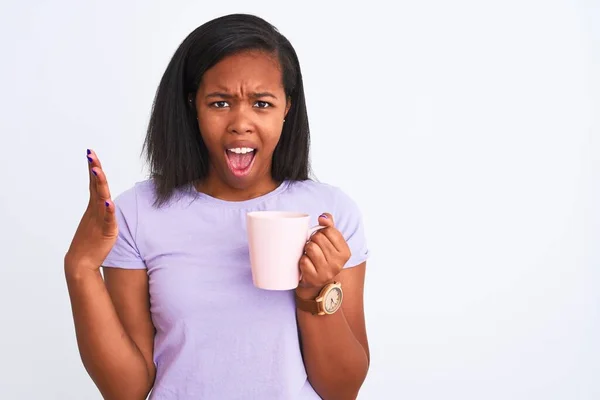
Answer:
[{"left": 220, "top": 164, "right": 260, "bottom": 190}]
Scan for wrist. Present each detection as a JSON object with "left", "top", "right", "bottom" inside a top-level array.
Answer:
[
  {"left": 296, "top": 280, "right": 336, "bottom": 300},
  {"left": 295, "top": 281, "right": 344, "bottom": 316}
]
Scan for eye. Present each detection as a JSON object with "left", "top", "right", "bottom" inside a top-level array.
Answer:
[
  {"left": 254, "top": 101, "right": 272, "bottom": 109},
  {"left": 211, "top": 101, "right": 229, "bottom": 108}
]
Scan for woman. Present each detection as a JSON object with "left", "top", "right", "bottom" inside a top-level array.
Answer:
[{"left": 65, "top": 13, "right": 370, "bottom": 400}]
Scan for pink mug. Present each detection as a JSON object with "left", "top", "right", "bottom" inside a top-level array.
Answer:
[{"left": 246, "top": 211, "right": 325, "bottom": 290}]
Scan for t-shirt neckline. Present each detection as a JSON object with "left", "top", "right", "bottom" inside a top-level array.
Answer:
[{"left": 189, "top": 180, "right": 291, "bottom": 209}]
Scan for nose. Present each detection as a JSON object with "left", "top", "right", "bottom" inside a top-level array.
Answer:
[{"left": 227, "top": 105, "right": 254, "bottom": 135}]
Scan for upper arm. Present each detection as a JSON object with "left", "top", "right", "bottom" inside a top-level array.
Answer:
[
  {"left": 103, "top": 267, "right": 156, "bottom": 383},
  {"left": 338, "top": 261, "right": 369, "bottom": 364},
  {"left": 330, "top": 186, "right": 370, "bottom": 362}
]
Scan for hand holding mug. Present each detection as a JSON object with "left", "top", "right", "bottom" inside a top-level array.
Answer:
[{"left": 297, "top": 213, "right": 351, "bottom": 297}]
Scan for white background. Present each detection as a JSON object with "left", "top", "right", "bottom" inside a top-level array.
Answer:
[{"left": 0, "top": 0, "right": 598, "bottom": 399}]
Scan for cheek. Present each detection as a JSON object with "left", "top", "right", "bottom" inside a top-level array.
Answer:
[
  {"left": 197, "top": 116, "right": 224, "bottom": 147},
  {"left": 259, "top": 120, "right": 284, "bottom": 149}
]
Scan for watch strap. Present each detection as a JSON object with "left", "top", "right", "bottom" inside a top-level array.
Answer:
[{"left": 295, "top": 291, "right": 322, "bottom": 315}]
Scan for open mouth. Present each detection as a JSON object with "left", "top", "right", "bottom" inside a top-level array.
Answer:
[{"left": 225, "top": 147, "right": 257, "bottom": 177}]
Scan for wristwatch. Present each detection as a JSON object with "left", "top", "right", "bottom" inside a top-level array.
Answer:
[{"left": 295, "top": 282, "right": 343, "bottom": 315}]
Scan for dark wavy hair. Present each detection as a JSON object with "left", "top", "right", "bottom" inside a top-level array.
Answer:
[{"left": 142, "top": 13, "right": 312, "bottom": 206}]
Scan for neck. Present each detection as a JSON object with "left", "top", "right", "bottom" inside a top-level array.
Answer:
[{"left": 195, "top": 174, "right": 281, "bottom": 202}]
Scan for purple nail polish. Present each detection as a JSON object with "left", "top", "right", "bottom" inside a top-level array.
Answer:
[
  {"left": 86, "top": 149, "right": 91, "bottom": 155},
  {"left": 92, "top": 169, "right": 97, "bottom": 176},
  {"left": 105, "top": 201, "right": 109, "bottom": 207},
  {"left": 320, "top": 214, "right": 328, "bottom": 219},
  {"left": 87, "top": 156, "right": 93, "bottom": 163}
]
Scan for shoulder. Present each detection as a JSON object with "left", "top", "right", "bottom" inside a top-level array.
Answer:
[
  {"left": 112, "top": 179, "right": 196, "bottom": 216},
  {"left": 286, "top": 179, "right": 362, "bottom": 215},
  {"left": 286, "top": 179, "right": 347, "bottom": 199},
  {"left": 112, "top": 179, "right": 153, "bottom": 207},
  {"left": 110, "top": 179, "right": 165, "bottom": 216}
]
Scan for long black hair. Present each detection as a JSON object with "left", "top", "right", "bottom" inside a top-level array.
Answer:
[{"left": 142, "top": 13, "right": 311, "bottom": 206}]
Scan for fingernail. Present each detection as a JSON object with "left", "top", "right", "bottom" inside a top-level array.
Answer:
[
  {"left": 87, "top": 156, "right": 93, "bottom": 163},
  {"left": 320, "top": 214, "right": 328, "bottom": 219},
  {"left": 105, "top": 201, "right": 110, "bottom": 207},
  {"left": 92, "top": 169, "right": 97, "bottom": 176},
  {"left": 86, "top": 149, "right": 91, "bottom": 155}
]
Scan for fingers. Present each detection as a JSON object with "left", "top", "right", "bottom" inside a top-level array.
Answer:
[
  {"left": 87, "top": 149, "right": 96, "bottom": 194},
  {"left": 86, "top": 150, "right": 112, "bottom": 202},
  {"left": 304, "top": 237, "right": 329, "bottom": 265},
  {"left": 299, "top": 254, "right": 318, "bottom": 286},
  {"left": 308, "top": 231, "right": 337, "bottom": 261},
  {"left": 317, "top": 213, "right": 346, "bottom": 253},
  {"left": 87, "top": 149, "right": 104, "bottom": 169},
  {"left": 91, "top": 166, "right": 112, "bottom": 202},
  {"left": 86, "top": 149, "right": 104, "bottom": 194},
  {"left": 318, "top": 213, "right": 334, "bottom": 227},
  {"left": 102, "top": 199, "right": 117, "bottom": 237}
]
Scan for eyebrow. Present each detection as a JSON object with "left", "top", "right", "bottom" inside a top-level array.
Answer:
[{"left": 205, "top": 91, "right": 278, "bottom": 100}]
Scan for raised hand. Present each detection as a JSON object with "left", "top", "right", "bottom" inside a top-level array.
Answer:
[{"left": 64, "top": 149, "right": 118, "bottom": 273}]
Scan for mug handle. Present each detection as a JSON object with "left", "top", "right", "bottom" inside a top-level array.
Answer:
[{"left": 298, "top": 225, "right": 327, "bottom": 284}]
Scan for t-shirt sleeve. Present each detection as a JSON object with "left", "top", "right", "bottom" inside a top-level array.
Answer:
[
  {"left": 102, "top": 185, "right": 146, "bottom": 270},
  {"left": 333, "top": 188, "right": 370, "bottom": 269}
]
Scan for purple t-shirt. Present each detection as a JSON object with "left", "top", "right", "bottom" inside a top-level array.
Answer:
[{"left": 102, "top": 179, "right": 369, "bottom": 399}]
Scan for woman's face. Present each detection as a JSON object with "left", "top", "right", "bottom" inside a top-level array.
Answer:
[{"left": 194, "top": 50, "right": 290, "bottom": 196}]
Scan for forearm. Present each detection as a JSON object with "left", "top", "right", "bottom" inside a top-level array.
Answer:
[
  {"left": 65, "top": 265, "right": 153, "bottom": 400},
  {"left": 296, "top": 301, "right": 369, "bottom": 400}
]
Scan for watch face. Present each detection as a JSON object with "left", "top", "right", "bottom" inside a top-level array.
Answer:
[{"left": 323, "top": 287, "right": 343, "bottom": 313}]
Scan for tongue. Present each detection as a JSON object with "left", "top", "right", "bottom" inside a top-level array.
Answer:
[{"left": 228, "top": 151, "right": 254, "bottom": 170}]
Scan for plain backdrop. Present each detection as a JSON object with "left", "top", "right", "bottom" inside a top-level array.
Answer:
[{"left": 0, "top": 0, "right": 598, "bottom": 399}]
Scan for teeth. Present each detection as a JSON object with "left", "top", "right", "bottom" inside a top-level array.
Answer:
[{"left": 228, "top": 147, "right": 255, "bottom": 154}]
